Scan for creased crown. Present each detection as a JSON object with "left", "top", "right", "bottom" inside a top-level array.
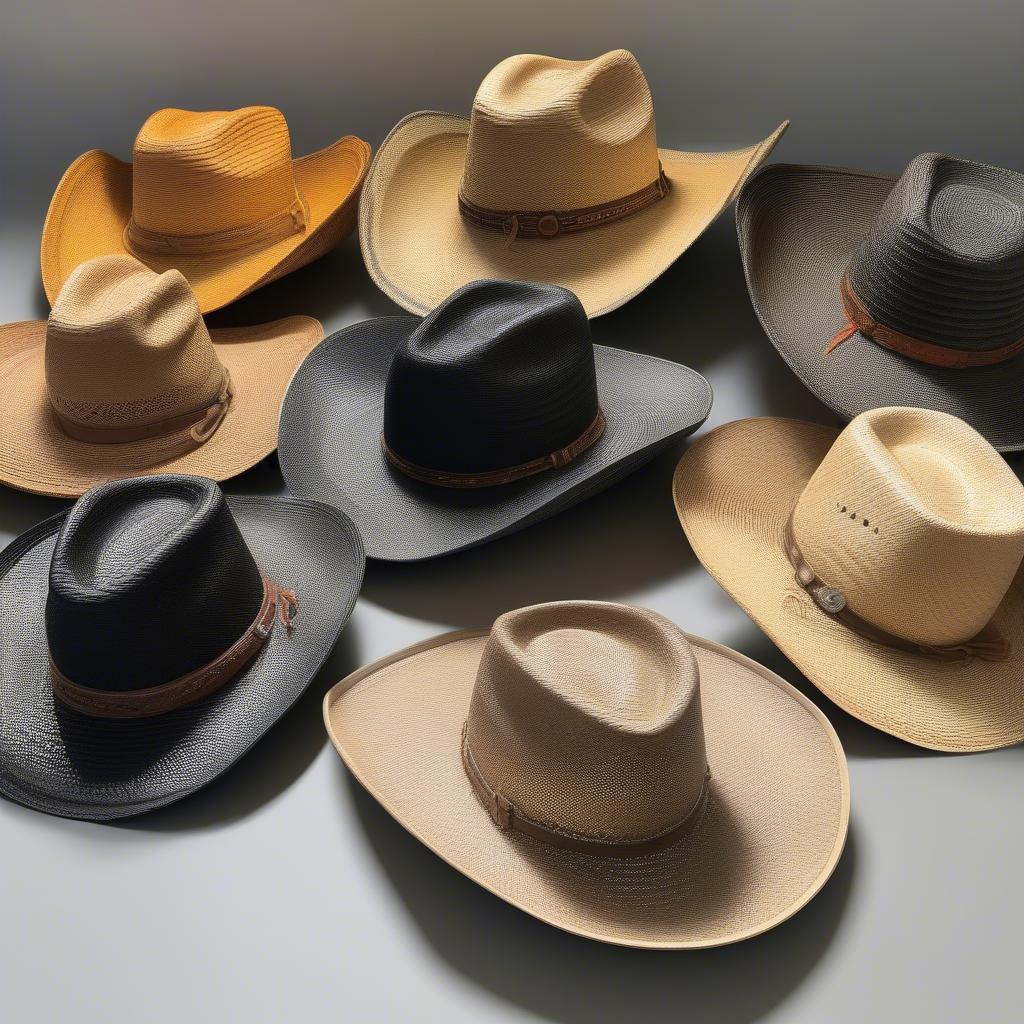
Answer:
[
  {"left": 465, "top": 601, "right": 708, "bottom": 844},
  {"left": 460, "top": 50, "right": 661, "bottom": 211},
  {"left": 793, "top": 408, "right": 1024, "bottom": 646},
  {"left": 131, "top": 106, "right": 301, "bottom": 236},
  {"left": 45, "top": 255, "right": 227, "bottom": 431}
]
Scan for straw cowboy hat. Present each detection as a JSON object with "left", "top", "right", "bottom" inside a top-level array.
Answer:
[
  {"left": 673, "top": 407, "right": 1024, "bottom": 752},
  {"left": 41, "top": 105, "right": 370, "bottom": 313},
  {"left": 278, "top": 279, "right": 712, "bottom": 561},
  {"left": 0, "top": 254, "right": 324, "bottom": 498},
  {"left": 0, "top": 474, "right": 364, "bottom": 820},
  {"left": 359, "top": 49, "right": 787, "bottom": 318},
  {"left": 325, "top": 600, "right": 849, "bottom": 948},
  {"left": 737, "top": 153, "right": 1024, "bottom": 451}
]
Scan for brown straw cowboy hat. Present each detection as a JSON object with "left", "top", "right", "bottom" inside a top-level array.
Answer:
[
  {"left": 326, "top": 601, "right": 849, "bottom": 948},
  {"left": 0, "top": 254, "right": 323, "bottom": 498},
  {"left": 359, "top": 49, "right": 787, "bottom": 317},
  {"left": 41, "top": 105, "right": 370, "bottom": 313},
  {"left": 673, "top": 407, "right": 1024, "bottom": 752}
]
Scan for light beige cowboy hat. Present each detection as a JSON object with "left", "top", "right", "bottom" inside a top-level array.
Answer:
[
  {"left": 325, "top": 600, "right": 849, "bottom": 948},
  {"left": 41, "top": 105, "right": 370, "bottom": 314},
  {"left": 0, "top": 253, "right": 323, "bottom": 497},
  {"left": 673, "top": 407, "right": 1024, "bottom": 752},
  {"left": 359, "top": 49, "right": 787, "bottom": 317}
]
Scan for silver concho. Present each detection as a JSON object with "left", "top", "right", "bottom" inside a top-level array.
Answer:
[{"left": 814, "top": 587, "right": 847, "bottom": 614}]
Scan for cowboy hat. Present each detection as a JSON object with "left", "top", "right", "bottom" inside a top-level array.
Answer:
[
  {"left": 41, "top": 105, "right": 370, "bottom": 314},
  {"left": 325, "top": 600, "right": 849, "bottom": 948},
  {"left": 0, "top": 254, "right": 324, "bottom": 498},
  {"left": 0, "top": 473, "right": 364, "bottom": 820},
  {"left": 359, "top": 49, "right": 786, "bottom": 318},
  {"left": 277, "top": 278, "right": 712, "bottom": 561},
  {"left": 673, "top": 407, "right": 1024, "bottom": 752},
  {"left": 737, "top": 153, "right": 1024, "bottom": 451}
]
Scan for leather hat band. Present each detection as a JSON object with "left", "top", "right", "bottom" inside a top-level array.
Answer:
[
  {"left": 50, "top": 575, "right": 299, "bottom": 719},
  {"left": 461, "top": 723, "right": 710, "bottom": 858},
  {"left": 826, "top": 274, "right": 1024, "bottom": 368},
  {"left": 382, "top": 407, "right": 606, "bottom": 489},
  {"left": 784, "top": 514, "right": 1009, "bottom": 663},
  {"left": 458, "top": 165, "right": 670, "bottom": 244}
]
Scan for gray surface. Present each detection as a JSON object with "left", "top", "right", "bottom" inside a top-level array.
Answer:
[{"left": 2, "top": 2, "right": 1023, "bottom": 1021}]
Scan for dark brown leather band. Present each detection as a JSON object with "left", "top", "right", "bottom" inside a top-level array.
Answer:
[
  {"left": 52, "top": 369, "right": 232, "bottom": 447},
  {"left": 50, "top": 575, "right": 299, "bottom": 719},
  {"left": 826, "top": 274, "right": 1024, "bottom": 368},
  {"left": 783, "top": 514, "right": 1009, "bottom": 663},
  {"left": 382, "top": 408, "right": 606, "bottom": 489},
  {"left": 461, "top": 724, "right": 710, "bottom": 858},
  {"left": 458, "top": 166, "right": 670, "bottom": 242}
]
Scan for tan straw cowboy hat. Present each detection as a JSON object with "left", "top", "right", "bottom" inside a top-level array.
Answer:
[
  {"left": 359, "top": 49, "right": 787, "bottom": 317},
  {"left": 0, "top": 254, "right": 323, "bottom": 497},
  {"left": 674, "top": 407, "right": 1024, "bottom": 752},
  {"left": 41, "top": 105, "right": 370, "bottom": 313},
  {"left": 326, "top": 601, "right": 849, "bottom": 948}
]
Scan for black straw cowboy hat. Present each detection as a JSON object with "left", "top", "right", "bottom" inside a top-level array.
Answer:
[
  {"left": 0, "top": 475, "right": 364, "bottom": 820},
  {"left": 737, "top": 153, "right": 1024, "bottom": 451},
  {"left": 278, "top": 279, "right": 712, "bottom": 561}
]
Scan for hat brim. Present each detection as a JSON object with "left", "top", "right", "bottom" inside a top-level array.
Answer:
[
  {"left": 358, "top": 112, "right": 786, "bottom": 318},
  {"left": 40, "top": 136, "right": 371, "bottom": 314},
  {"left": 325, "top": 627, "right": 848, "bottom": 949},
  {"left": 736, "top": 164, "right": 1024, "bottom": 453},
  {"left": 277, "top": 317, "right": 712, "bottom": 561},
  {"left": 673, "top": 417, "right": 1024, "bottom": 752},
  {"left": 0, "top": 495, "right": 364, "bottom": 820},
  {"left": 0, "top": 315, "right": 323, "bottom": 498}
]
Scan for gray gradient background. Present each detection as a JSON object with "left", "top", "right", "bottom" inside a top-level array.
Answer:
[{"left": 2, "top": 2, "right": 1023, "bottom": 1022}]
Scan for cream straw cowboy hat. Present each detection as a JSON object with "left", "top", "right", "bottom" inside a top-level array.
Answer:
[
  {"left": 674, "top": 407, "right": 1024, "bottom": 752},
  {"left": 41, "top": 105, "right": 370, "bottom": 314},
  {"left": 326, "top": 601, "right": 849, "bottom": 948},
  {"left": 0, "top": 254, "right": 323, "bottom": 498},
  {"left": 359, "top": 49, "right": 787, "bottom": 317}
]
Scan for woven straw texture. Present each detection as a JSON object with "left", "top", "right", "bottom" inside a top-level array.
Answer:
[
  {"left": 41, "top": 106, "right": 370, "bottom": 313},
  {"left": 278, "top": 316, "right": 711, "bottom": 561},
  {"left": 737, "top": 161, "right": 1024, "bottom": 451},
  {"left": 673, "top": 413, "right": 1024, "bottom": 752},
  {"left": 0, "top": 483, "right": 364, "bottom": 820},
  {"left": 325, "top": 602, "right": 848, "bottom": 949},
  {"left": 0, "top": 255, "right": 323, "bottom": 497},
  {"left": 359, "top": 50, "right": 785, "bottom": 318}
]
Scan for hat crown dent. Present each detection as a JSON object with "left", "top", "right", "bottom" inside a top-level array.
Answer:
[
  {"left": 465, "top": 601, "right": 708, "bottom": 845},
  {"left": 792, "top": 407, "right": 1024, "bottom": 647},
  {"left": 45, "top": 255, "right": 226, "bottom": 431},
  {"left": 461, "top": 50, "right": 661, "bottom": 210},
  {"left": 131, "top": 106, "right": 301, "bottom": 236},
  {"left": 847, "top": 153, "right": 1024, "bottom": 351}
]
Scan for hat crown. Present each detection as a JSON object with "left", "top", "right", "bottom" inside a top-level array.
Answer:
[
  {"left": 793, "top": 407, "right": 1024, "bottom": 646},
  {"left": 45, "top": 255, "right": 226, "bottom": 431},
  {"left": 465, "top": 602, "right": 708, "bottom": 844},
  {"left": 382, "top": 280, "right": 600, "bottom": 476},
  {"left": 45, "top": 475, "right": 265, "bottom": 692},
  {"left": 131, "top": 106, "right": 301, "bottom": 236},
  {"left": 847, "top": 153, "right": 1024, "bottom": 351},
  {"left": 460, "top": 50, "right": 661, "bottom": 210}
]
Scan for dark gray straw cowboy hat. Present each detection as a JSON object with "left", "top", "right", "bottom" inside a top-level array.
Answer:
[
  {"left": 278, "top": 280, "right": 712, "bottom": 561},
  {"left": 0, "top": 474, "right": 364, "bottom": 821},
  {"left": 737, "top": 153, "right": 1024, "bottom": 451}
]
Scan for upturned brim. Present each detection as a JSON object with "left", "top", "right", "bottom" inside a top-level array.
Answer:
[
  {"left": 0, "top": 315, "right": 323, "bottom": 498},
  {"left": 41, "top": 136, "right": 371, "bottom": 314},
  {"left": 0, "top": 495, "right": 364, "bottom": 821},
  {"left": 673, "top": 417, "right": 1024, "bottom": 752},
  {"left": 737, "top": 164, "right": 1024, "bottom": 453},
  {"left": 358, "top": 112, "right": 787, "bottom": 318},
  {"left": 325, "top": 627, "right": 848, "bottom": 949},
  {"left": 277, "top": 318, "right": 713, "bottom": 561}
]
